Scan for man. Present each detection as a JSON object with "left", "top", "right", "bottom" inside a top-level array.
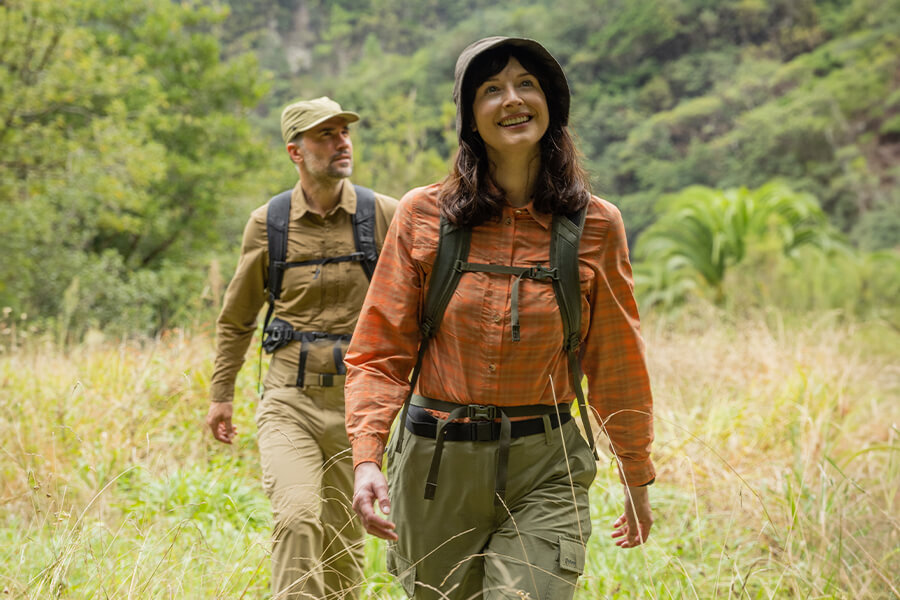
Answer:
[{"left": 206, "top": 96, "right": 398, "bottom": 599}]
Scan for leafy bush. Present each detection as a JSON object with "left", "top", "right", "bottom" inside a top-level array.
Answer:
[{"left": 634, "top": 181, "right": 842, "bottom": 306}]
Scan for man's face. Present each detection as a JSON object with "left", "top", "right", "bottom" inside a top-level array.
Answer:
[{"left": 292, "top": 116, "right": 353, "bottom": 181}]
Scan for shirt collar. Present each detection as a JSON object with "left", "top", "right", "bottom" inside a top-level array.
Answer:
[
  {"left": 290, "top": 179, "right": 356, "bottom": 219},
  {"left": 507, "top": 201, "right": 552, "bottom": 230}
]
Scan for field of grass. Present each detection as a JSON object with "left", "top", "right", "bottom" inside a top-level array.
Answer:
[{"left": 1, "top": 308, "right": 898, "bottom": 599}]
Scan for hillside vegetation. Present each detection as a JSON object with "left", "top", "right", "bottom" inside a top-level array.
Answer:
[{"left": 1, "top": 0, "right": 897, "bottom": 335}]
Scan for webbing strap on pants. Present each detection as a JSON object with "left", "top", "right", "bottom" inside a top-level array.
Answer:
[
  {"left": 411, "top": 394, "right": 570, "bottom": 506},
  {"left": 567, "top": 346, "right": 599, "bottom": 461}
]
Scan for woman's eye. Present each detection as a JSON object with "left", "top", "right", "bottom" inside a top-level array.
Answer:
[
  {"left": 521, "top": 79, "right": 534, "bottom": 87},
  {"left": 484, "top": 85, "right": 500, "bottom": 94}
]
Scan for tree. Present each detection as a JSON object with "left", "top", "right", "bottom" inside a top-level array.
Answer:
[{"left": 0, "top": 0, "right": 269, "bottom": 337}]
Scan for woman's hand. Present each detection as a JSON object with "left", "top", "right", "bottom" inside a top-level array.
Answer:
[
  {"left": 352, "top": 462, "right": 398, "bottom": 541},
  {"left": 611, "top": 484, "right": 653, "bottom": 548}
]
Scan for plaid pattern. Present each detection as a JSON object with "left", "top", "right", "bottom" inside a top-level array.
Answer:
[{"left": 344, "top": 184, "right": 655, "bottom": 486}]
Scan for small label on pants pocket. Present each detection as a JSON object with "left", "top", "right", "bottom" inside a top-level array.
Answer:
[{"left": 557, "top": 536, "right": 586, "bottom": 574}]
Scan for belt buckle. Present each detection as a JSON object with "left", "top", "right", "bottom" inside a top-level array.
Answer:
[
  {"left": 466, "top": 404, "right": 497, "bottom": 421},
  {"left": 318, "top": 373, "right": 334, "bottom": 387}
]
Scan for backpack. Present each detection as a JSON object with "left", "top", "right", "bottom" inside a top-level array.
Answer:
[
  {"left": 258, "top": 185, "right": 378, "bottom": 387},
  {"left": 393, "top": 207, "right": 598, "bottom": 463}
]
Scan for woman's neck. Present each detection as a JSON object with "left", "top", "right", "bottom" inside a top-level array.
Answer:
[{"left": 488, "top": 147, "right": 541, "bottom": 208}]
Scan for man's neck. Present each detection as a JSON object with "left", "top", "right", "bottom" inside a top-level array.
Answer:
[{"left": 300, "top": 176, "right": 345, "bottom": 216}]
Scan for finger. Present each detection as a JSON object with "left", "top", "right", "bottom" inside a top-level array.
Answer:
[
  {"left": 626, "top": 523, "right": 646, "bottom": 547},
  {"left": 363, "top": 514, "right": 398, "bottom": 540},
  {"left": 372, "top": 479, "right": 391, "bottom": 515},
  {"left": 214, "top": 422, "right": 234, "bottom": 444},
  {"left": 353, "top": 493, "right": 397, "bottom": 540}
]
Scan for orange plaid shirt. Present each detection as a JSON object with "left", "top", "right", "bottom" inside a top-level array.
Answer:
[{"left": 344, "top": 183, "right": 655, "bottom": 486}]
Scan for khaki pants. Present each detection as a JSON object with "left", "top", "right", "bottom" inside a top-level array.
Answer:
[
  {"left": 256, "top": 385, "right": 365, "bottom": 599},
  {"left": 386, "top": 417, "right": 597, "bottom": 599}
]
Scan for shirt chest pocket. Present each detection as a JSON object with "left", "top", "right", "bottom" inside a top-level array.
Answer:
[{"left": 278, "top": 225, "right": 361, "bottom": 310}]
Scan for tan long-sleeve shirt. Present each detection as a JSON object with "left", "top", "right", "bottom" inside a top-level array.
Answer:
[{"left": 210, "top": 180, "right": 398, "bottom": 403}]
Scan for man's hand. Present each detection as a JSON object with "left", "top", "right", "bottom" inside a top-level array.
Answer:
[
  {"left": 611, "top": 484, "right": 653, "bottom": 548},
  {"left": 352, "top": 462, "right": 397, "bottom": 541},
  {"left": 206, "top": 401, "right": 237, "bottom": 444}
]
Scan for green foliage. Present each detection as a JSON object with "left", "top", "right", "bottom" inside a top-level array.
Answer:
[
  {"left": 724, "top": 239, "right": 900, "bottom": 322},
  {"left": 0, "top": 0, "right": 269, "bottom": 338},
  {"left": 3, "top": 0, "right": 899, "bottom": 333},
  {"left": 634, "top": 182, "right": 844, "bottom": 305},
  {"left": 116, "top": 463, "right": 270, "bottom": 533}
]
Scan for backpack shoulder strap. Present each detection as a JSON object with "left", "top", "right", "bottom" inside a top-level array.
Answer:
[
  {"left": 351, "top": 185, "right": 378, "bottom": 281},
  {"left": 550, "top": 207, "right": 587, "bottom": 353},
  {"left": 421, "top": 216, "right": 471, "bottom": 339},
  {"left": 550, "top": 205, "right": 598, "bottom": 457},
  {"left": 264, "top": 190, "right": 293, "bottom": 330},
  {"left": 394, "top": 215, "right": 470, "bottom": 453}
]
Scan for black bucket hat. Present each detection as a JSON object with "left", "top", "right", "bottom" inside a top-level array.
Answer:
[{"left": 452, "top": 36, "right": 571, "bottom": 135}]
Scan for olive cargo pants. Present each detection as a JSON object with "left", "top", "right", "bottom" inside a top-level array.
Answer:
[
  {"left": 256, "top": 384, "right": 365, "bottom": 599},
  {"left": 386, "top": 416, "right": 597, "bottom": 599}
]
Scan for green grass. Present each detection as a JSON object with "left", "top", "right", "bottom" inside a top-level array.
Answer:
[{"left": 1, "top": 311, "right": 898, "bottom": 598}]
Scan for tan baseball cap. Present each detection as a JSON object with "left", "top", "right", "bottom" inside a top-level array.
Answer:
[{"left": 280, "top": 96, "right": 360, "bottom": 144}]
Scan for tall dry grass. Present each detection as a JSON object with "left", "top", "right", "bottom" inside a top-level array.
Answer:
[{"left": 1, "top": 309, "right": 898, "bottom": 598}]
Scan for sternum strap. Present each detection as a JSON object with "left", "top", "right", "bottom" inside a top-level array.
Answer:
[{"left": 456, "top": 261, "right": 558, "bottom": 342}]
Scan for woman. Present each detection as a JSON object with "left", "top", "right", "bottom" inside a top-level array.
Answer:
[{"left": 345, "top": 36, "right": 655, "bottom": 599}]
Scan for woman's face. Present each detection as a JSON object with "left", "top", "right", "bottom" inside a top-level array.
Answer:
[{"left": 471, "top": 56, "right": 549, "bottom": 160}]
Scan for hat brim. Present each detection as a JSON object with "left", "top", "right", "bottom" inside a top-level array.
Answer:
[
  {"left": 295, "top": 111, "right": 360, "bottom": 135},
  {"left": 453, "top": 36, "right": 570, "bottom": 131}
]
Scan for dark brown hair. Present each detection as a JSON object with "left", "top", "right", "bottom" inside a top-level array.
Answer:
[{"left": 439, "top": 45, "right": 590, "bottom": 227}]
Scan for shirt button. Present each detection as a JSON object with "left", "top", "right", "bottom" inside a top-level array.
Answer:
[
  {"left": 492, "top": 313, "right": 501, "bottom": 323},
  {"left": 505, "top": 217, "right": 512, "bottom": 225},
  {"left": 488, "top": 363, "right": 496, "bottom": 372},
  {"left": 485, "top": 289, "right": 493, "bottom": 297}
]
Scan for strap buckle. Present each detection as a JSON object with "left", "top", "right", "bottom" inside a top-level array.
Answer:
[
  {"left": 466, "top": 404, "right": 498, "bottom": 421},
  {"left": 524, "top": 265, "right": 558, "bottom": 280},
  {"left": 563, "top": 332, "right": 581, "bottom": 351}
]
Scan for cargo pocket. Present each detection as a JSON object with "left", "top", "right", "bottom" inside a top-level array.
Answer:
[
  {"left": 557, "top": 536, "right": 585, "bottom": 575},
  {"left": 386, "top": 543, "right": 417, "bottom": 597}
]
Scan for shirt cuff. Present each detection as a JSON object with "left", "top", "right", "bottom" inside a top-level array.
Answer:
[
  {"left": 618, "top": 459, "right": 656, "bottom": 487},
  {"left": 209, "top": 381, "right": 236, "bottom": 404},
  {"left": 352, "top": 434, "right": 386, "bottom": 469}
]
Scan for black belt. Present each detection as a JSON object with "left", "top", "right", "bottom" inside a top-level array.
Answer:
[
  {"left": 405, "top": 405, "right": 571, "bottom": 441},
  {"left": 306, "top": 373, "right": 346, "bottom": 387},
  {"left": 408, "top": 395, "right": 571, "bottom": 506}
]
